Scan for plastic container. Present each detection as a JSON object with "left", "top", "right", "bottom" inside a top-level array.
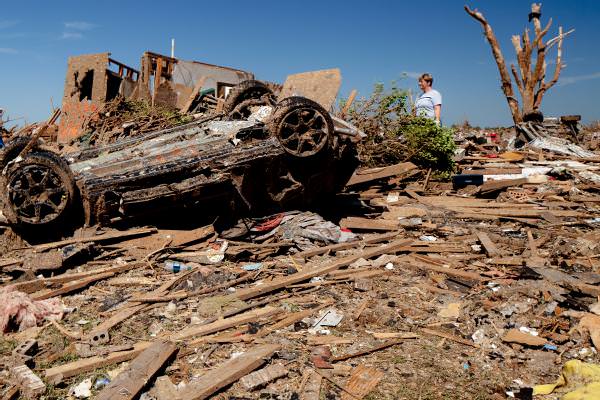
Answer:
[{"left": 164, "top": 260, "right": 193, "bottom": 273}]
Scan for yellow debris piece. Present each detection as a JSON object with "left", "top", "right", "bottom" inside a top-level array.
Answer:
[{"left": 533, "top": 360, "right": 600, "bottom": 399}]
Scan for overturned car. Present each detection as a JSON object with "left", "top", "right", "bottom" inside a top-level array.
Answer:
[{"left": 0, "top": 84, "right": 360, "bottom": 235}]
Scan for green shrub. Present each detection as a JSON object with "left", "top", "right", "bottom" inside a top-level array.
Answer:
[
  {"left": 401, "top": 117, "right": 456, "bottom": 178},
  {"left": 347, "top": 83, "right": 456, "bottom": 178}
]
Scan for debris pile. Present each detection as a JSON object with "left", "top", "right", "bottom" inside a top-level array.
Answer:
[
  {"left": 2, "top": 48, "right": 600, "bottom": 399},
  {"left": 1, "top": 110, "right": 600, "bottom": 399}
]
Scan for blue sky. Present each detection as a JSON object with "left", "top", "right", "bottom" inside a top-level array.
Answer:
[{"left": 1, "top": 0, "right": 598, "bottom": 127}]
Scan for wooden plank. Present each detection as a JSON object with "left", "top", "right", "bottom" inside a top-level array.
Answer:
[
  {"left": 347, "top": 162, "right": 417, "bottom": 186},
  {"left": 10, "top": 262, "right": 140, "bottom": 294},
  {"left": 230, "top": 239, "right": 413, "bottom": 301},
  {"left": 169, "top": 224, "right": 214, "bottom": 247},
  {"left": 293, "top": 231, "right": 399, "bottom": 259},
  {"left": 45, "top": 342, "right": 152, "bottom": 384},
  {"left": 474, "top": 230, "right": 502, "bottom": 257},
  {"left": 279, "top": 69, "right": 341, "bottom": 110},
  {"left": 331, "top": 339, "right": 407, "bottom": 362},
  {"left": 240, "top": 363, "right": 288, "bottom": 390},
  {"left": 341, "top": 366, "right": 384, "bottom": 400},
  {"left": 180, "top": 77, "right": 207, "bottom": 113},
  {"left": 341, "top": 89, "right": 357, "bottom": 116},
  {"left": 95, "top": 340, "right": 177, "bottom": 400},
  {"left": 34, "top": 228, "right": 157, "bottom": 251},
  {"left": 299, "top": 370, "right": 322, "bottom": 400},
  {"left": 256, "top": 302, "right": 333, "bottom": 338},
  {"left": 479, "top": 178, "right": 528, "bottom": 193},
  {"left": 447, "top": 207, "right": 585, "bottom": 218},
  {"left": 421, "top": 328, "right": 479, "bottom": 348},
  {"left": 405, "top": 255, "right": 485, "bottom": 281},
  {"left": 31, "top": 271, "right": 116, "bottom": 300},
  {"left": 177, "top": 344, "right": 280, "bottom": 400},
  {"left": 339, "top": 217, "right": 399, "bottom": 231},
  {"left": 171, "top": 306, "right": 280, "bottom": 341}
]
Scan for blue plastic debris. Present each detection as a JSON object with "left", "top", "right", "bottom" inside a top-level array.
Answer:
[
  {"left": 543, "top": 344, "right": 558, "bottom": 351},
  {"left": 242, "top": 263, "right": 262, "bottom": 271}
]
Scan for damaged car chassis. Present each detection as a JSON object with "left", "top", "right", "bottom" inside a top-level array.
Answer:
[{"left": 0, "top": 88, "right": 359, "bottom": 236}]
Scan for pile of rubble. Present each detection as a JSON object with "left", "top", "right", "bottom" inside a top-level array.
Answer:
[
  {"left": 1, "top": 113, "right": 600, "bottom": 399},
  {"left": 2, "top": 49, "right": 600, "bottom": 400}
]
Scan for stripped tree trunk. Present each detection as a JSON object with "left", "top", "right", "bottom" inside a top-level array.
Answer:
[{"left": 465, "top": 3, "right": 573, "bottom": 124}]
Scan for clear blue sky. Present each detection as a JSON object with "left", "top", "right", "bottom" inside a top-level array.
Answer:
[{"left": 1, "top": 0, "right": 598, "bottom": 127}]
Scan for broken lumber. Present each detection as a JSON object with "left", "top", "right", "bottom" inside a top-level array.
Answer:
[
  {"left": 347, "top": 162, "right": 417, "bottom": 186},
  {"left": 45, "top": 342, "right": 152, "bottom": 384},
  {"left": 293, "top": 231, "right": 399, "bottom": 259},
  {"left": 34, "top": 227, "right": 157, "bottom": 251},
  {"left": 341, "top": 365, "right": 385, "bottom": 400},
  {"left": 240, "top": 363, "right": 288, "bottom": 390},
  {"left": 95, "top": 340, "right": 177, "bottom": 400},
  {"left": 339, "top": 217, "right": 399, "bottom": 231},
  {"left": 231, "top": 238, "right": 413, "bottom": 301},
  {"left": 474, "top": 230, "right": 503, "bottom": 257},
  {"left": 404, "top": 255, "right": 485, "bottom": 282},
  {"left": 176, "top": 344, "right": 280, "bottom": 400},
  {"left": 331, "top": 339, "right": 411, "bottom": 362},
  {"left": 299, "top": 370, "right": 322, "bottom": 400},
  {"left": 31, "top": 271, "right": 115, "bottom": 300},
  {"left": 171, "top": 306, "right": 280, "bottom": 342},
  {"left": 421, "top": 328, "right": 479, "bottom": 348}
]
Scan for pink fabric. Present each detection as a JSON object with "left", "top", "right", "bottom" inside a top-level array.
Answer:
[{"left": 0, "top": 287, "right": 64, "bottom": 333}]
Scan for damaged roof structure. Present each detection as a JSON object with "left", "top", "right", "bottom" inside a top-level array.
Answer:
[{"left": 58, "top": 51, "right": 256, "bottom": 143}]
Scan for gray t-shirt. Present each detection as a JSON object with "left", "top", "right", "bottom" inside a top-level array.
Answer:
[{"left": 415, "top": 89, "right": 442, "bottom": 120}]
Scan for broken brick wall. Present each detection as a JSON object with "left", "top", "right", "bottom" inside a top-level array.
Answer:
[{"left": 58, "top": 53, "right": 111, "bottom": 143}]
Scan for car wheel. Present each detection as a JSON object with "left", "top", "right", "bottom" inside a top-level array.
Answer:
[
  {"left": 223, "top": 80, "right": 276, "bottom": 120},
  {"left": 269, "top": 97, "right": 333, "bottom": 157},
  {"left": 1, "top": 151, "right": 76, "bottom": 229}
]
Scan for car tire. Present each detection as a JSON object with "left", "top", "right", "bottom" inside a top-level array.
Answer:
[
  {"left": 269, "top": 96, "right": 333, "bottom": 157},
  {"left": 1, "top": 151, "right": 77, "bottom": 230},
  {"left": 223, "top": 80, "right": 275, "bottom": 120}
]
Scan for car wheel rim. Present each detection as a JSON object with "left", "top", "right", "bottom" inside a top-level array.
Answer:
[
  {"left": 277, "top": 107, "right": 329, "bottom": 157},
  {"left": 7, "top": 164, "right": 69, "bottom": 224}
]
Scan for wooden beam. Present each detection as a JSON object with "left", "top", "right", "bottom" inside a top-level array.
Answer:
[
  {"left": 230, "top": 239, "right": 413, "bottom": 301},
  {"left": 170, "top": 306, "right": 280, "bottom": 342},
  {"left": 294, "top": 231, "right": 399, "bottom": 259},
  {"left": 331, "top": 339, "right": 408, "bottom": 362},
  {"left": 339, "top": 217, "right": 399, "bottom": 231},
  {"left": 45, "top": 342, "right": 152, "bottom": 384},
  {"left": 34, "top": 228, "right": 157, "bottom": 252},
  {"left": 31, "top": 271, "right": 116, "bottom": 300},
  {"left": 347, "top": 162, "right": 417, "bottom": 186},
  {"left": 95, "top": 340, "right": 177, "bottom": 400},
  {"left": 177, "top": 344, "right": 280, "bottom": 400},
  {"left": 180, "top": 77, "right": 207, "bottom": 113},
  {"left": 474, "top": 230, "right": 503, "bottom": 257}
]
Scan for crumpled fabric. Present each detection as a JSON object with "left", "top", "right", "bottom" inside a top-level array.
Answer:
[
  {"left": 533, "top": 360, "right": 600, "bottom": 399},
  {"left": 0, "top": 287, "right": 64, "bottom": 333},
  {"left": 253, "top": 211, "right": 357, "bottom": 250}
]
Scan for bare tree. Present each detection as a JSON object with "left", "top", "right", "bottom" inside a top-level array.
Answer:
[{"left": 465, "top": 3, "right": 573, "bottom": 124}]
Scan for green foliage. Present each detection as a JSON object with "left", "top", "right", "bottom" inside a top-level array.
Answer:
[
  {"left": 401, "top": 117, "right": 457, "bottom": 178},
  {"left": 348, "top": 83, "right": 456, "bottom": 178}
]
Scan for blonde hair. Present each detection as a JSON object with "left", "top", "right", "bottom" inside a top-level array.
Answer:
[{"left": 419, "top": 73, "right": 433, "bottom": 86}]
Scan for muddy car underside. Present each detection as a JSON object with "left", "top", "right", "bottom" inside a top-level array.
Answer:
[{"left": 1, "top": 96, "right": 359, "bottom": 234}]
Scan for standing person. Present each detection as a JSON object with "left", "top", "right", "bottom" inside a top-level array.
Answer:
[{"left": 414, "top": 73, "right": 442, "bottom": 125}]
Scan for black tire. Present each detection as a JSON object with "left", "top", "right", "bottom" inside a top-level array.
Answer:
[
  {"left": 1, "top": 151, "right": 77, "bottom": 230},
  {"left": 0, "top": 136, "right": 40, "bottom": 170},
  {"left": 223, "top": 80, "right": 275, "bottom": 120},
  {"left": 268, "top": 96, "right": 334, "bottom": 157}
]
